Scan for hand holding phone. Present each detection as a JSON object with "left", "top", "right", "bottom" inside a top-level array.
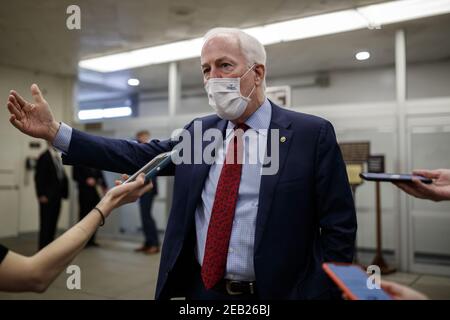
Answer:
[
  {"left": 322, "top": 263, "right": 392, "bottom": 300},
  {"left": 123, "top": 150, "right": 175, "bottom": 184}
]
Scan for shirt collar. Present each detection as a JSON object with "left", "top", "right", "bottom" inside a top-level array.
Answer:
[{"left": 225, "top": 97, "right": 272, "bottom": 138}]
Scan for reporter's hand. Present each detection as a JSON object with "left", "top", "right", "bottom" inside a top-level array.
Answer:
[
  {"left": 394, "top": 169, "right": 450, "bottom": 202},
  {"left": 381, "top": 280, "right": 428, "bottom": 300},
  {"left": 96, "top": 173, "right": 152, "bottom": 215},
  {"left": 6, "top": 84, "right": 60, "bottom": 142}
]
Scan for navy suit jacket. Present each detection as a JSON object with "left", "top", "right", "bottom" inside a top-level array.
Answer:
[{"left": 62, "top": 101, "right": 357, "bottom": 299}]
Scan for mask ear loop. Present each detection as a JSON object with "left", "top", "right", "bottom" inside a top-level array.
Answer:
[
  {"left": 244, "top": 85, "right": 256, "bottom": 100},
  {"left": 241, "top": 63, "right": 257, "bottom": 79},
  {"left": 241, "top": 64, "right": 257, "bottom": 99}
]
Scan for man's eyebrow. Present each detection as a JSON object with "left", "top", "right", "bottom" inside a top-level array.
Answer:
[
  {"left": 201, "top": 56, "right": 235, "bottom": 69},
  {"left": 216, "top": 56, "right": 233, "bottom": 63}
]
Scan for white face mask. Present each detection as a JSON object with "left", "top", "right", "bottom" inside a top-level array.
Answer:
[{"left": 205, "top": 65, "right": 256, "bottom": 120}]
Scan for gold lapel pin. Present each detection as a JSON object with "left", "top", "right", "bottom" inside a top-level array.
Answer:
[{"left": 280, "top": 136, "right": 286, "bottom": 143}]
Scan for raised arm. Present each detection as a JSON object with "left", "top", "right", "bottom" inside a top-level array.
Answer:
[{"left": 7, "top": 84, "right": 175, "bottom": 175}]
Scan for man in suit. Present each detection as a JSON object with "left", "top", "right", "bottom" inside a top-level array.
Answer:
[
  {"left": 73, "top": 165, "right": 107, "bottom": 247},
  {"left": 35, "top": 142, "right": 68, "bottom": 250},
  {"left": 7, "top": 27, "right": 357, "bottom": 299}
]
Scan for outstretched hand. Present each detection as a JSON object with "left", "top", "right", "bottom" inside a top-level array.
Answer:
[{"left": 7, "top": 84, "right": 60, "bottom": 142}]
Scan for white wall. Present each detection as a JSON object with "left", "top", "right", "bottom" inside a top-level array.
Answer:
[
  {"left": 0, "top": 65, "right": 75, "bottom": 238},
  {"left": 407, "top": 60, "right": 450, "bottom": 99},
  {"left": 273, "top": 67, "right": 396, "bottom": 106},
  {"left": 137, "top": 60, "right": 450, "bottom": 116}
]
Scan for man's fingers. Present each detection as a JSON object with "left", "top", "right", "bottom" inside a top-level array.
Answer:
[
  {"left": 8, "top": 94, "right": 22, "bottom": 112},
  {"left": 9, "top": 95, "right": 26, "bottom": 116},
  {"left": 22, "top": 102, "right": 35, "bottom": 112},
  {"left": 121, "top": 174, "right": 129, "bottom": 181},
  {"left": 9, "top": 115, "right": 24, "bottom": 131},
  {"left": 10, "top": 91, "right": 34, "bottom": 112},
  {"left": 31, "top": 84, "right": 44, "bottom": 104},
  {"left": 7, "top": 101, "right": 23, "bottom": 120},
  {"left": 114, "top": 179, "right": 122, "bottom": 186},
  {"left": 10, "top": 90, "right": 27, "bottom": 108}
]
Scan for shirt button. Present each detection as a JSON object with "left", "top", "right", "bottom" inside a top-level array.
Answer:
[{"left": 229, "top": 248, "right": 234, "bottom": 253}]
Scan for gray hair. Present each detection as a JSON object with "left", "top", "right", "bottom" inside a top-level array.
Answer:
[{"left": 203, "top": 27, "right": 267, "bottom": 90}]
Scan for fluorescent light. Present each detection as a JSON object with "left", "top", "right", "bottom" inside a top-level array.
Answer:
[
  {"left": 357, "top": 0, "right": 450, "bottom": 27},
  {"left": 103, "top": 106, "right": 132, "bottom": 118},
  {"left": 127, "top": 78, "right": 140, "bottom": 86},
  {"left": 78, "top": 106, "right": 132, "bottom": 120},
  {"left": 78, "top": 109, "right": 104, "bottom": 120},
  {"left": 245, "top": 10, "right": 367, "bottom": 45},
  {"left": 79, "top": 0, "right": 450, "bottom": 72},
  {"left": 80, "top": 38, "right": 203, "bottom": 72},
  {"left": 355, "top": 51, "right": 370, "bottom": 60}
]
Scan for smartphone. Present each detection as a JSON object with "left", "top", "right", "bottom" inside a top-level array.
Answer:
[
  {"left": 322, "top": 263, "right": 392, "bottom": 300},
  {"left": 123, "top": 150, "right": 175, "bottom": 184},
  {"left": 359, "top": 172, "right": 432, "bottom": 184}
]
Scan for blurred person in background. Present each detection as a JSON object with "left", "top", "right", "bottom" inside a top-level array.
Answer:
[
  {"left": 134, "top": 130, "right": 160, "bottom": 255},
  {"left": 73, "top": 165, "right": 108, "bottom": 247},
  {"left": 35, "top": 142, "right": 68, "bottom": 250}
]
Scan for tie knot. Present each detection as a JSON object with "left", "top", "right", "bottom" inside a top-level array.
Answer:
[{"left": 234, "top": 123, "right": 249, "bottom": 132}]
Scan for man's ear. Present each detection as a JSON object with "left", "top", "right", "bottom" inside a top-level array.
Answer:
[{"left": 254, "top": 64, "right": 265, "bottom": 86}]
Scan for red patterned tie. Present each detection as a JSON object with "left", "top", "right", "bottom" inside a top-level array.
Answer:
[{"left": 201, "top": 123, "right": 249, "bottom": 289}]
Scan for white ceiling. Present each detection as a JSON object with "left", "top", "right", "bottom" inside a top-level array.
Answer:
[
  {"left": 85, "top": 13, "right": 450, "bottom": 97},
  {"left": 2, "top": 0, "right": 450, "bottom": 102},
  {"left": 0, "top": 0, "right": 389, "bottom": 75}
]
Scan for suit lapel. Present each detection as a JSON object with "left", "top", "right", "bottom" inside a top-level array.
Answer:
[{"left": 254, "top": 102, "right": 293, "bottom": 252}]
